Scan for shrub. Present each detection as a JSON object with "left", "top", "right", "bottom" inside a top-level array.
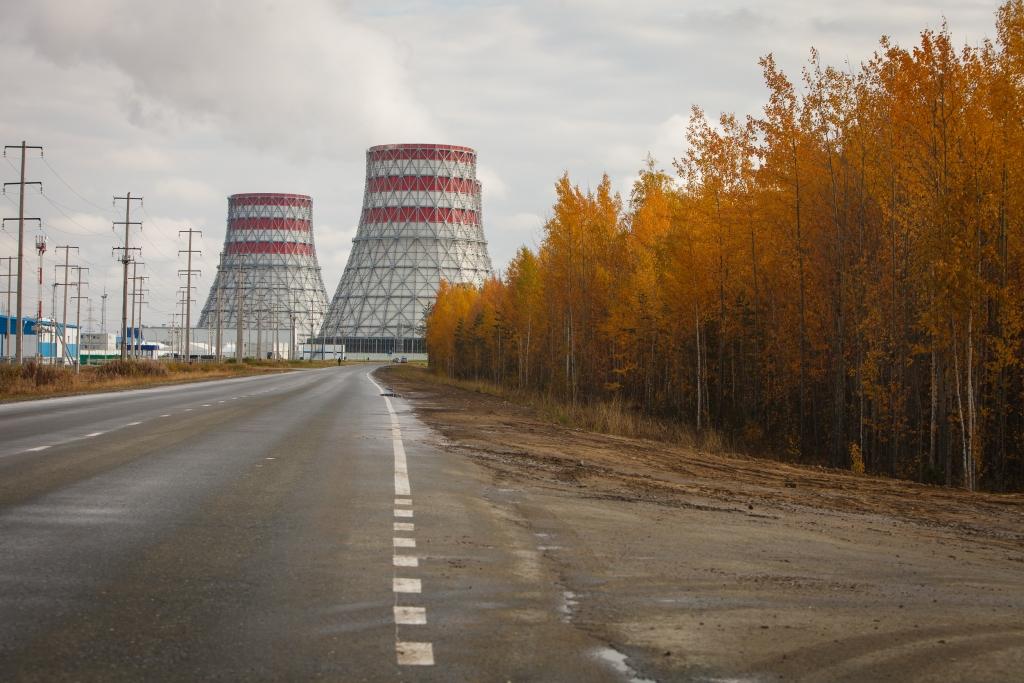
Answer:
[
  {"left": 95, "top": 359, "right": 169, "bottom": 378},
  {"left": 21, "top": 359, "right": 68, "bottom": 386}
]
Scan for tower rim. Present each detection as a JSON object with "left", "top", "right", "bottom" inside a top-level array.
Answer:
[
  {"left": 228, "top": 192, "right": 312, "bottom": 201},
  {"left": 368, "top": 143, "right": 475, "bottom": 154}
]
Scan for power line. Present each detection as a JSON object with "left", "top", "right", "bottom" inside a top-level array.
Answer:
[{"left": 40, "top": 156, "right": 113, "bottom": 216}]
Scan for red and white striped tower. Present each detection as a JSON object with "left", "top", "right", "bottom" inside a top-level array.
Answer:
[
  {"left": 197, "top": 193, "right": 329, "bottom": 349},
  {"left": 319, "top": 143, "right": 493, "bottom": 356}
]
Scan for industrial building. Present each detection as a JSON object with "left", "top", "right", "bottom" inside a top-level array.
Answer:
[
  {"left": 194, "top": 193, "right": 330, "bottom": 358},
  {"left": 318, "top": 143, "right": 494, "bottom": 360},
  {"left": 1, "top": 314, "right": 79, "bottom": 364}
]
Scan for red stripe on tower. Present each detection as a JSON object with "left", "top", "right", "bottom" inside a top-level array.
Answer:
[
  {"left": 228, "top": 218, "right": 311, "bottom": 232},
  {"left": 368, "top": 143, "right": 476, "bottom": 164},
  {"left": 225, "top": 241, "right": 315, "bottom": 256}
]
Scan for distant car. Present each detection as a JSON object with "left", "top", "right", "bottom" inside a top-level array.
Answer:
[
  {"left": 399, "top": 356, "right": 408, "bottom": 363},
  {"left": 391, "top": 357, "right": 400, "bottom": 363}
]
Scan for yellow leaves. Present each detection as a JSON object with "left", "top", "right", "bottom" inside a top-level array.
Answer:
[{"left": 425, "top": 0, "right": 1024, "bottom": 489}]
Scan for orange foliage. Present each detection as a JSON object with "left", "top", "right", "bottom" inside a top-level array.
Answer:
[{"left": 427, "top": 2, "right": 1024, "bottom": 491}]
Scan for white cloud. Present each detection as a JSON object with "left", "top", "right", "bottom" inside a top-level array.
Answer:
[
  {"left": 153, "top": 178, "right": 219, "bottom": 205},
  {"left": 10, "top": 0, "right": 439, "bottom": 157},
  {"left": 477, "top": 164, "right": 508, "bottom": 200},
  {"left": 0, "top": 0, "right": 1002, "bottom": 326}
]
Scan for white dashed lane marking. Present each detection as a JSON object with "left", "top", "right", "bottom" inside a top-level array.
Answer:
[
  {"left": 397, "top": 642, "right": 434, "bottom": 666},
  {"left": 125, "top": 421, "right": 142, "bottom": 426},
  {"left": 370, "top": 372, "right": 432, "bottom": 667},
  {"left": 394, "top": 606, "right": 427, "bottom": 625},
  {"left": 25, "top": 445, "right": 50, "bottom": 452},
  {"left": 393, "top": 578, "right": 422, "bottom": 594},
  {"left": 160, "top": 414, "right": 171, "bottom": 418},
  {"left": 83, "top": 432, "right": 103, "bottom": 438}
]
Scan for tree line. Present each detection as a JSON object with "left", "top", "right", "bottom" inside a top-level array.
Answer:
[{"left": 426, "top": 1, "right": 1024, "bottom": 492}]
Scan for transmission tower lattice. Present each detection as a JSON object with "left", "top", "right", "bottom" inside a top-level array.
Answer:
[
  {"left": 196, "top": 193, "right": 329, "bottom": 337},
  {"left": 319, "top": 143, "right": 493, "bottom": 355}
]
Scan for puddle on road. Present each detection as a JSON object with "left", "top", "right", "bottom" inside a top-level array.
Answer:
[{"left": 592, "top": 646, "right": 656, "bottom": 683}]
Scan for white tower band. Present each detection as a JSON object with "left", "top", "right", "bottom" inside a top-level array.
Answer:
[{"left": 318, "top": 143, "right": 494, "bottom": 356}]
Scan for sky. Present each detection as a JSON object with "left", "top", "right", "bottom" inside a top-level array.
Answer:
[{"left": 0, "top": 0, "right": 1002, "bottom": 329}]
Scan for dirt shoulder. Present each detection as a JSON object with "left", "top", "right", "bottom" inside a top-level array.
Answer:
[{"left": 381, "top": 366, "right": 1024, "bottom": 682}]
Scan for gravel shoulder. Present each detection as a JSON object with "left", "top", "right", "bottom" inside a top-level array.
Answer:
[{"left": 380, "top": 366, "right": 1024, "bottom": 682}]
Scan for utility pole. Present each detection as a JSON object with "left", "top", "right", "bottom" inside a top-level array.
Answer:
[
  {"left": 235, "top": 264, "right": 244, "bottom": 360},
  {"left": 176, "top": 290, "right": 196, "bottom": 359},
  {"left": 113, "top": 193, "right": 143, "bottom": 359},
  {"left": 71, "top": 266, "right": 88, "bottom": 372},
  {"left": 133, "top": 272, "right": 148, "bottom": 357},
  {"left": 0, "top": 256, "right": 12, "bottom": 358},
  {"left": 54, "top": 245, "right": 78, "bottom": 365},
  {"left": 133, "top": 283, "right": 148, "bottom": 359},
  {"left": 129, "top": 260, "right": 145, "bottom": 357},
  {"left": 50, "top": 282, "right": 57, "bottom": 363},
  {"left": 215, "top": 267, "right": 223, "bottom": 361},
  {"left": 178, "top": 229, "right": 201, "bottom": 363},
  {"left": 100, "top": 287, "right": 108, "bottom": 333},
  {"left": 3, "top": 142, "right": 43, "bottom": 364}
]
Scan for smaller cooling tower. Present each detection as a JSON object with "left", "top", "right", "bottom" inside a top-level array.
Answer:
[
  {"left": 197, "top": 193, "right": 329, "bottom": 339},
  {"left": 318, "top": 143, "right": 494, "bottom": 355}
]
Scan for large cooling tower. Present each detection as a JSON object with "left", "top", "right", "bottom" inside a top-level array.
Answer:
[
  {"left": 197, "top": 193, "right": 329, "bottom": 337},
  {"left": 318, "top": 143, "right": 493, "bottom": 355}
]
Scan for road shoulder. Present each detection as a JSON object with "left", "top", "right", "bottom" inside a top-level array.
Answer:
[{"left": 379, "top": 366, "right": 1024, "bottom": 682}]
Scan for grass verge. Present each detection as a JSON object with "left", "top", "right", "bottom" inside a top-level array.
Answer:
[{"left": 0, "top": 358, "right": 347, "bottom": 402}]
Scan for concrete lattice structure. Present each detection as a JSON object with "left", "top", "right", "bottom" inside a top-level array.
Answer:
[
  {"left": 319, "top": 143, "right": 493, "bottom": 355},
  {"left": 196, "top": 193, "right": 329, "bottom": 352}
]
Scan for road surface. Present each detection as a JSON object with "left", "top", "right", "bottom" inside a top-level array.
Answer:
[{"left": 0, "top": 365, "right": 620, "bottom": 681}]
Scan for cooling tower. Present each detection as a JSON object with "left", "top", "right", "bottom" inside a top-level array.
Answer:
[
  {"left": 197, "top": 193, "right": 329, "bottom": 340},
  {"left": 318, "top": 143, "right": 493, "bottom": 355}
]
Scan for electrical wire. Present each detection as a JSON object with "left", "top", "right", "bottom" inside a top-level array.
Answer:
[{"left": 41, "top": 156, "right": 115, "bottom": 216}]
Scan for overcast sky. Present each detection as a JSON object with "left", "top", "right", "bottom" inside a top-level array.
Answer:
[{"left": 0, "top": 0, "right": 1000, "bottom": 328}]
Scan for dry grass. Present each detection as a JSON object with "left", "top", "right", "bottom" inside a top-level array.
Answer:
[
  {"left": 386, "top": 366, "right": 722, "bottom": 451},
  {"left": 0, "top": 358, "right": 336, "bottom": 402}
]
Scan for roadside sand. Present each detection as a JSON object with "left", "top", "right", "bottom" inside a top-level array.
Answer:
[{"left": 381, "top": 366, "right": 1024, "bottom": 682}]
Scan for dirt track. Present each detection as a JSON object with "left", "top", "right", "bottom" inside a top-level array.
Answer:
[{"left": 381, "top": 366, "right": 1024, "bottom": 682}]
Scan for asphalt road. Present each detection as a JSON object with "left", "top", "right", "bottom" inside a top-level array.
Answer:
[{"left": 0, "top": 365, "right": 619, "bottom": 681}]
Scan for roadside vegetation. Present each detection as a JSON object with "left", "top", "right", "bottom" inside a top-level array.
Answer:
[
  {"left": 388, "top": 364, "right": 714, "bottom": 450},
  {"left": 0, "top": 358, "right": 343, "bottom": 401},
  {"left": 425, "top": 1, "right": 1024, "bottom": 492}
]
